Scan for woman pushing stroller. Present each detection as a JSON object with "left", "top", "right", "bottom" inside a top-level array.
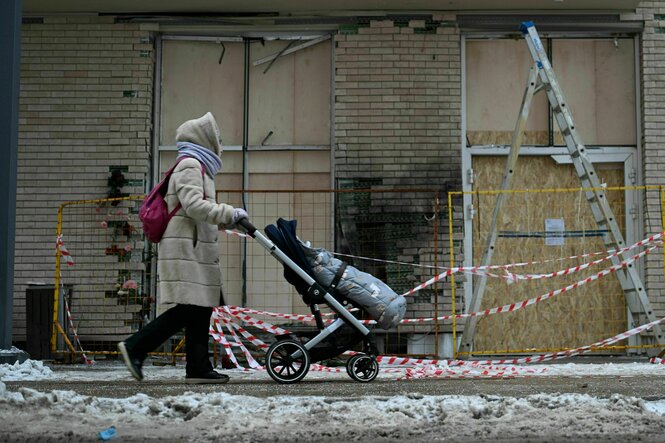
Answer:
[{"left": 118, "top": 112, "right": 247, "bottom": 384}]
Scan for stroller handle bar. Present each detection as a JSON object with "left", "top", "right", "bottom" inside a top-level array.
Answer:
[{"left": 237, "top": 217, "right": 256, "bottom": 235}]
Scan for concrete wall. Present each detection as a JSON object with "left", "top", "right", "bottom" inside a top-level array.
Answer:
[{"left": 14, "top": 16, "right": 153, "bottom": 341}]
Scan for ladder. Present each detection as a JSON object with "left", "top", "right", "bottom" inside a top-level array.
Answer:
[{"left": 458, "top": 21, "right": 665, "bottom": 355}]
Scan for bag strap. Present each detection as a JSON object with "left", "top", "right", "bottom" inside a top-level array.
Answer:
[
  {"left": 167, "top": 157, "right": 206, "bottom": 218},
  {"left": 328, "top": 262, "right": 348, "bottom": 293}
]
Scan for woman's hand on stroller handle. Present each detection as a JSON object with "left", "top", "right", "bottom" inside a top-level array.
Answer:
[{"left": 231, "top": 208, "right": 248, "bottom": 224}]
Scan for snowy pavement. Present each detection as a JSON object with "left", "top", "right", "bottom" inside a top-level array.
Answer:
[{"left": 1, "top": 359, "right": 665, "bottom": 442}]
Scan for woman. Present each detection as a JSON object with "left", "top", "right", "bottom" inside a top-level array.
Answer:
[{"left": 118, "top": 112, "right": 247, "bottom": 384}]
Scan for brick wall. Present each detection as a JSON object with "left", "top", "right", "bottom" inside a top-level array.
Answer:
[
  {"left": 635, "top": 1, "right": 665, "bottom": 321},
  {"left": 14, "top": 16, "right": 153, "bottom": 342},
  {"left": 334, "top": 19, "right": 462, "bottom": 332}
]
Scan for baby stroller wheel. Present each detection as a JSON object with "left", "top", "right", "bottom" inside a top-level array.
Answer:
[
  {"left": 265, "top": 339, "right": 310, "bottom": 384},
  {"left": 346, "top": 354, "right": 379, "bottom": 383}
]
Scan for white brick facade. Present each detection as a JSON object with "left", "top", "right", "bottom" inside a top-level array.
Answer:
[
  {"left": 334, "top": 20, "right": 462, "bottom": 331},
  {"left": 11, "top": 5, "right": 665, "bottom": 345},
  {"left": 637, "top": 1, "right": 665, "bottom": 319},
  {"left": 14, "top": 16, "right": 153, "bottom": 341}
]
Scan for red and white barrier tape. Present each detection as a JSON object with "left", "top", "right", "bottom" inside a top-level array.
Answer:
[
  {"left": 54, "top": 236, "right": 92, "bottom": 364},
  {"left": 62, "top": 292, "right": 92, "bottom": 365},
  {"left": 226, "top": 321, "right": 262, "bottom": 369},
  {"left": 650, "top": 357, "right": 665, "bottom": 364},
  {"left": 498, "top": 241, "right": 663, "bottom": 284},
  {"left": 400, "top": 243, "right": 659, "bottom": 323},
  {"left": 224, "top": 242, "right": 658, "bottom": 327},
  {"left": 220, "top": 307, "right": 271, "bottom": 350},
  {"left": 463, "top": 231, "right": 664, "bottom": 271},
  {"left": 56, "top": 234, "right": 75, "bottom": 266},
  {"left": 216, "top": 229, "right": 665, "bottom": 376},
  {"left": 223, "top": 309, "right": 292, "bottom": 336},
  {"left": 227, "top": 306, "right": 319, "bottom": 322},
  {"left": 386, "top": 317, "right": 665, "bottom": 379},
  {"left": 401, "top": 241, "right": 660, "bottom": 297},
  {"left": 213, "top": 311, "right": 261, "bottom": 369},
  {"left": 210, "top": 324, "right": 244, "bottom": 369},
  {"left": 210, "top": 305, "right": 664, "bottom": 377},
  {"left": 222, "top": 227, "right": 663, "bottom": 276},
  {"left": 403, "top": 237, "right": 662, "bottom": 286}
]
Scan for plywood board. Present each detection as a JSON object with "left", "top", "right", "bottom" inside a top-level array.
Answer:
[
  {"left": 161, "top": 40, "right": 245, "bottom": 146},
  {"left": 471, "top": 155, "right": 626, "bottom": 351},
  {"left": 552, "top": 39, "right": 635, "bottom": 146},
  {"left": 249, "top": 39, "right": 331, "bottom": 146},
  {"left": 467, "top": 38, "right": 635, "bottom": 148},
  {"left": 466, "top": 40, "right": 549, "bottom": 144}
]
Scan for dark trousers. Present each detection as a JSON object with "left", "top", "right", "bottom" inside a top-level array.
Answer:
[{"left": 124, "top": 304, "right": 214, "bottom": 376}]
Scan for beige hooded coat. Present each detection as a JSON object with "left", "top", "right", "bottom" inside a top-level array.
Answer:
[{"left": 158, "top": 112, "right": 235, "bottom": 308}]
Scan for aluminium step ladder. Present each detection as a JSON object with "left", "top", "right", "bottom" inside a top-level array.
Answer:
[{"left": 458, "top": 21, "right": 665, "bottom": 355}]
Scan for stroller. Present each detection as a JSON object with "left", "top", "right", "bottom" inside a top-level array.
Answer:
[{"left": 238, "top": 218, "right": 406, "bottom": 384}]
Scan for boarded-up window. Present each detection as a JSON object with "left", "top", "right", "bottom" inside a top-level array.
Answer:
[
  {"left": 161, "top": 40, "right": 245, "bottom": 146},
  {"left": 466, "top": 39, "right": 549, "bottom": 146},
  {"left": 466, "top": 37, "right": 636, "bottom": 147},
  {"left": 161, "top": 38, "right": 331, "bottom": 148},
  {"left": 159, "top": 37, "right": 332, "bottom": 313},
  {"left": 552, "top": 39, "right": 636, "bottom": 146},
  {"left": 249, "top": 40, "right": 331, "bottom": 147}
]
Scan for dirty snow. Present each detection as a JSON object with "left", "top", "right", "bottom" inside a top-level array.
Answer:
[
  {"left": 1, "top": 359, "right": 665, "bottom": 441},
  {"left": 3, "top": 358, "right": 665, "bottom": 382}
]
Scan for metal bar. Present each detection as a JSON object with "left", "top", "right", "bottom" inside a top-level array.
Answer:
[
  {"left": 160, "top": 144, "right": 331, "bottom": 151},
  {"left": 253, "top": 35, "right": 331, "bottom": 66},
  {"left": 56, "top": 322, "right": 76, "bottom": 354},
  {"left": 241, "top": 39, "right": 250, "bottom": 308},
  {"left": 449, "top": 186, "right": 662, "bottom": 201},
  {"left": 304, "top": 318, "right": 345, "bottom": 350},
  {"left": 149, "top": 34, "right": 163, "bottom": 322},
  {"left": 449, "top": 191, "right": 457, "bottom": 360},
  {"left": 433, "top": 191, "right": 439, "bottom": 358},
  {"left": 458, "top": 64, "right": 540, "bottom": 354},
  {"left": 52, "top": 206, "right": 64, "bottom": 354},
  {"left": 262, "top": 40, "right": 296, "bottom": 74},
  {"left": 162, "top": 35, "right": 243, "bottom": 42},
  {"left": 0, "top": 0, "right": 20, "bottom": 350},
  {"left": 329, "top": 36, "right": 336, "bottom": 247}
]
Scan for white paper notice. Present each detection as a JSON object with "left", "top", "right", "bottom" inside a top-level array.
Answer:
[{"left": 545, "top": 218, "right": 565, "bottom": 246}]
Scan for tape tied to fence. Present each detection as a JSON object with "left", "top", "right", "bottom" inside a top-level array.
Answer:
[
  {"left": 224, "top": 241, "right": 659, "bottom": 327},
  {"left": 222, "top": 228, "right": 664, "bottom": 280},
  {"left": 211, "top": 302, "right": 665, "bottom": 379},
  {"left": 62, "top": 290, "right": 93, "bottom": 365},
  {"left": 211, "top": 230, "right": 665, "bottom": 377},
  {"left": 56, "top": 234, "right": 75, "bottom": 266},
  {"left": 402, "top": 234, "right": 663, "bottom": 296}
]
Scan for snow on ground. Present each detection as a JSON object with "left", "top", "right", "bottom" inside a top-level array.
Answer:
[
  {"left": 2, "top": 359, "right": 665, "bottom": 441},
  {"left": 2, "top": 358, "right": 665, "bottom": 382}
]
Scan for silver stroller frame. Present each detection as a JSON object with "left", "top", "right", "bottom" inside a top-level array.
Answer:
[{"left": 239, "top": 218, "right": 379, "bottom": 384}]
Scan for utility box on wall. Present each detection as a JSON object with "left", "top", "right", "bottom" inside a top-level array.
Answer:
[{"left": 25, "top": 284, "right": 68, "bottom": 360}]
